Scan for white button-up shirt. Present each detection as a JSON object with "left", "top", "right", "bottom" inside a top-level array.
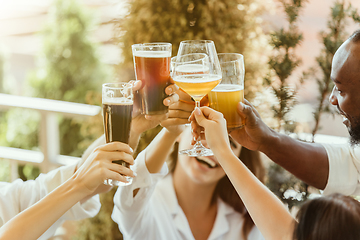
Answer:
[
  {"left": 322, "top": 143, "right": 360, "bottom": 196},
  {"left": 0, "top": 164, "right": 101, "bottom": 239},
  {"left": 112, "top": 150, "right": 264, "bottom": 240}
]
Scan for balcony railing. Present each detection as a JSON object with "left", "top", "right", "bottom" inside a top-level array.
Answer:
[{"left": 0, "top": 93, "right": 101, "bottom": 181}]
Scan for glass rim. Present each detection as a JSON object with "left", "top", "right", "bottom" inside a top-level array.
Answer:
[
  {"left": 180, "top": 40, "right": 214, "bottom": 44},
  {"left": 102, "top": 82, "right": 133, "bottom": 89},
  {"left": 132, "top": 42, "right": 172, "bottom": 48},
  {"left": 218, "top": 53, "right": 244, "bottom": 63},
  {"left": 173, "top": 53, "right": 208, "bottom": 63}
]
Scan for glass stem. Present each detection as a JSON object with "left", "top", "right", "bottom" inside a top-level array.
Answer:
[{"left": 195, "top": 101, "right": 201, "bottom": 142}]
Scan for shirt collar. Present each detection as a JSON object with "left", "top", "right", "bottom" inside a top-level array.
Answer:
[{"left": 157, "top": 174, "right": 236, "bottom": 239}]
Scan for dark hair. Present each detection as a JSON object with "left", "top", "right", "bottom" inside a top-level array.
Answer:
[
  {"left": 349, "top": 29, "right": 360, "bottom": 43},
  {"left": 168, "top": 142, "right": 265, "bottom": 239},
  {"left": 294, "top": 193, "right": 360, "bottom": 240}
]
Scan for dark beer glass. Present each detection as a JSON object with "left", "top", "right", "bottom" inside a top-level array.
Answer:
[
  {"left": 102, "top": 82, "right": 133, "bottom": 186},
  {"left": 132, "top": 43, "right": 171, "bottom": 115}
]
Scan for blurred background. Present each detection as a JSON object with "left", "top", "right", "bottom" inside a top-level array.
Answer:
[{"left": 0, "top": 0, "right": 359, "bottom": 239}]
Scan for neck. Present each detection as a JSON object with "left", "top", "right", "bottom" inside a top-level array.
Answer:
[{"left": 172, "top": 170, "right": 217, "bottom": 214}]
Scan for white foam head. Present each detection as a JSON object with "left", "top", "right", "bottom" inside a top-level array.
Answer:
[
  {"left": 103, "top": 97, "right": 133, "bottom": 105},
  {"left": 133, "top": 51, "right": 171, "bottom": 58}
]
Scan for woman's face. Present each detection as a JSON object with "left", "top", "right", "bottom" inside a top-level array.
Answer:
[{"left": 176, "top": 127, "right": 241, "bottom": 186}]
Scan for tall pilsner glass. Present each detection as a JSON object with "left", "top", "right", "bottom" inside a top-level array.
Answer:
[
  {"left": 173, "top": 40, "right": 222, "bottom": 157},
  {"left": 102, "top": 82, "right": 133, "bottom": 186},
  {"left": 132, "top": 43, "right": 171, "bottom": 115},
  {"left": 209, "top": 53, "right": 245, "bottom": 130}
]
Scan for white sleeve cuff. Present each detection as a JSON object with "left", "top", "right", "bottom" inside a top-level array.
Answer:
[{"left": 322, "top": 143, "right": 360, "bottom": 196}]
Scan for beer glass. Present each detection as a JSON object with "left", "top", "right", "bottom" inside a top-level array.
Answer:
[
  {"left": 102, "top": 82, "right": 133, "bottom": 186},
  {"left": 173, "top": 40, "right": 222, "bottom": 156},
  {"left": 209, "top": 53, "right": 245, "bottom": 130},
  {"left": 132, "top": 43, "right": 172, "bottom": 115}
]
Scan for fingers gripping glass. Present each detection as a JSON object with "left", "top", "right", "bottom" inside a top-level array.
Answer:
[
  {"left": 102, "top": 82, "right": 133, "bottom": 186},
  {"left": 173, "top": 40, "right": 222, "bottom": 157}
]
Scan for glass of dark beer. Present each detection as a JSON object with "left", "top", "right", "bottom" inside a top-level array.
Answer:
[
  {"left": 132, "top": 43, "right": 172, "bottom": 115},
  {"left": 102, "top": 82, "right": 133, "bottom": 186}
]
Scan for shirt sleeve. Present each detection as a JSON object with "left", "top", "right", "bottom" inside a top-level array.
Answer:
[
  {"left": 111, "top": 149, "right": 168, "bottom": 236},
  {"left": 0, "top": 163, "right": 101, "bottom": 240},
  {"left": 322, "top": 143, "right": 360, "bottom": 196}
]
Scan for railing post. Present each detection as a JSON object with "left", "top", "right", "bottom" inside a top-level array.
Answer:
[{"left": 39, "top": 112, "right": 60, "bottom": 173}]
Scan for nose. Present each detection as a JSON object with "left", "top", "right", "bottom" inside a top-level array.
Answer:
[{"left": 329, "top": 86, "right": 338, "bottom": 106}]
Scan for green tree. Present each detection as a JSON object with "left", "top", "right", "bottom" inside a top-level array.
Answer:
[
  {"left": 264, "top": 0, "right": 310, "bottom": 211},
  {"left": 264, "top": 0, "right": 307, "bottom": 132},
  {"left": 26, "top": 0, "right": 109, "bottom": 157}
]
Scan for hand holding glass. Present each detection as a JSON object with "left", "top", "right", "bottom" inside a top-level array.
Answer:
[
  {"left": 173, "top": 40, "right": 222, "bottom": 156},
  {"left": 102, "top": 82, "right": 133, "bottom": 186}
]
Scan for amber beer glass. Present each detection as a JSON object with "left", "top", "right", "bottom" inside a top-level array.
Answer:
[
  {"left": 132, "top": 43, "right": 171, "bottom": 115},
  {"left": 208, "top": 53, "right": 245, "bottom": 130},
  {"left": 102, "top": 82, "right": 133, "bottom": 186}
]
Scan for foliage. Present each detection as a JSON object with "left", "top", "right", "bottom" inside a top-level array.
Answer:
[
  {"left": 114, "top": 0, "right": 271, "bottom": 101},
  {"left": 264, "top": 0, "right": 307, "bottom": 132},
  {"left": 24, "top": 0, "right": 108, "bottom": 157},
  {"left": 307, "top": 1, "right": 360, "bottom": 140},
  {"left": 264, "top": 0, "right": 309, "bottom": 211},
  {"left": 73, "top": 188, "right": 123, "bottom": 240}
]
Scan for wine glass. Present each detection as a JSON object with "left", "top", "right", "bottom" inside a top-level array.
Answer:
[{"left": 173, "top": 40, "right": 222, "bottom": 156}]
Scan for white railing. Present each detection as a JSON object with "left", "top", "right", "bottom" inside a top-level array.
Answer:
[{"left": 0, "top": 93, "right": 101, "bottom": 181}]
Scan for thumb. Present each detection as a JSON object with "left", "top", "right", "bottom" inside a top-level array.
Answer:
[
  {"left": 193, "top": 107, "right": 208, "bottom": 128},
  {"left": 237, "top": 102, "right": 257, "bottom": 125}
]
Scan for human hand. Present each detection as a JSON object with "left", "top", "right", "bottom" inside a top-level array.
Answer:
[
  {"left": 73, "top": 142, "right": 135, "bottom": 196},
  {"left": 189, "top": 107, "right": 231, "bottom": 154},
  {"left": 130, "top": 81, "right": 179, "bottom": 136},
  {"left": 160, "top": 89, "right": 194, "bottom": 136},
  {"left": 229, "top": 99, "right": 274, "bottom": 151}
]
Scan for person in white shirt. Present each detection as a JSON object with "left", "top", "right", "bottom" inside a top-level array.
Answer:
[
  {"left": 216, "top": 30, "right": 360, "bottom": 196},
  {"left": 0, "top": 80, "right": 178, "bottom": 240},
  {"left": 0, "top": 141, "right": 135, "bottom": 240},
  {"left": 189, "top": 106, "right": 360, "bottom": 240},
  {"left": 112, "top": 90, "right": 265, "bottom": 240}
]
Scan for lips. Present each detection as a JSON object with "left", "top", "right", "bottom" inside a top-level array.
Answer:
[{"left": 195, "top": 156, "right": 218, "bottom": 168}]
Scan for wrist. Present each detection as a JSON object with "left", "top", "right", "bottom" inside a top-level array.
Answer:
[{"left": 258, "top": 127, "right": 281, "bottom": 154}]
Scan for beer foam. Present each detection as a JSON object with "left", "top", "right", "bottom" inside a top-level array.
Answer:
[
  {"left": 212, "top": 84, "right": 243, "bottom": 92},
  {"left": 133, "top": 51, "right": 171, "bottom": 58},
  {"left": 103, "top": 97, "right": 133, "bottom": 105},
  {"left": 173, "top": 74, "right": 221, "bottom": 83}
]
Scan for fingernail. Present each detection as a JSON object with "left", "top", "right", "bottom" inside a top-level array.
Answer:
[
  {"left": 238, "top": 102, "right": 244, "bottom": 111},
  {"left": 195, "top": 107, "right": 201, "bottom": 115},
  {"left": 129, "top": 147, "right": 134, "bottom": 153}
]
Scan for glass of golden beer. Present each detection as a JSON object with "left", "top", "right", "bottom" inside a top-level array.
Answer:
[
  {"left": 173, "top": 40, "right": 222, "bottom": 156},
  {"left": 208, "top": 53, "right": 245, "bottom": 130},
  {"left": 102, "top": 82, "right": 133, "bottom": 186},
  {"left": 132, "top": 43, "right": 171, "bottom": 115}
]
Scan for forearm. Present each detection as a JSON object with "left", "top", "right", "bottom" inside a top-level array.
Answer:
[
  {"left": 129, "top": 129, "right": 141, "bottom": 151},
  {"left": 261, "top": 131, "right": 329, "bottom": 189},
  {"left": 144, "top": 128, "right": 180, "bottom": 173},
  {"left": 0, "top": 178, "right": 86, "bottom": 240},
  {"left": 215, "top": 147, "right": 294, "bottom": 240}
]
